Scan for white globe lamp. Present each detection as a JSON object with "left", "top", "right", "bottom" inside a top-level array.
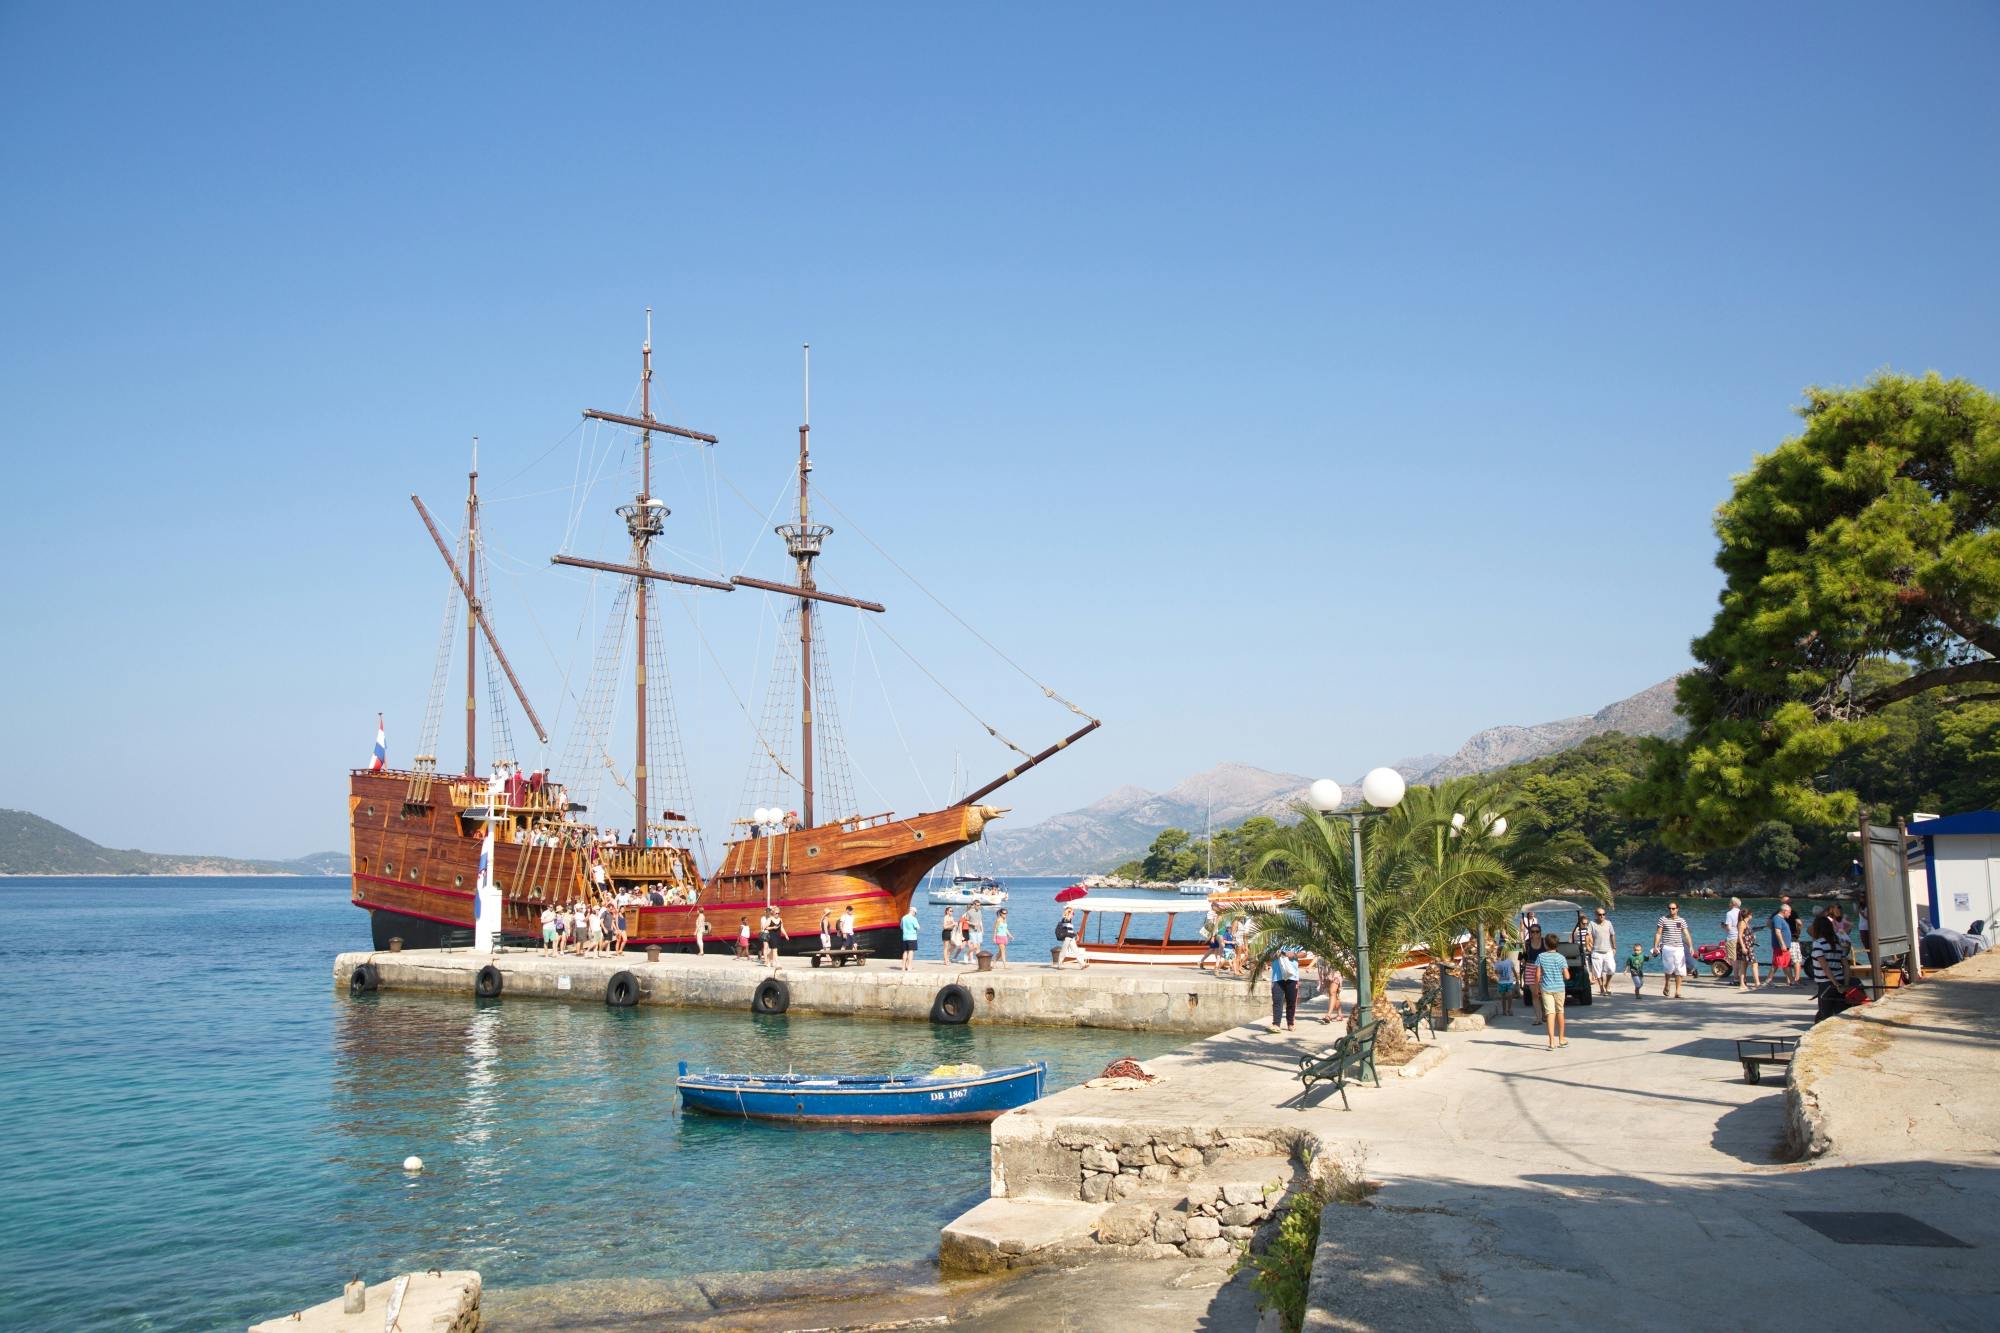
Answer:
[
  {"left": 1307, "top": 778, "right": 1345, "bottom": 814},
  {"left": 1360, "top": 767, "right": 1406, "bottom": 810},
  {"left": 1487, "top": 814, "right": 1507, "bottom": 838}
]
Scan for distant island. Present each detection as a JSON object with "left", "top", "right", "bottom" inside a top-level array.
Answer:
[{"left": 0, "top": 809, "right": 348, "bottom": 877}]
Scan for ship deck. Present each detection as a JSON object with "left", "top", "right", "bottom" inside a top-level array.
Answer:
[{"left": 333, "top": 948, "right": 1278, "bottom": 1034}]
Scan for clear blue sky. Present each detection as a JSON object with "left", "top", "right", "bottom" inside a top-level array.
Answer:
[{"left": 3, "top": 2, "right": 1996, "bottom": 859}]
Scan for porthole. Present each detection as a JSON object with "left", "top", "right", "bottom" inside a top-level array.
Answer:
[
  {"left": 806, "top": 846, "right": 820, "bottom": 857},
  {"left": 408, "top": 868, "right": 419, "bottom": 881},
  {"left": 913, "top": 831, "right": 926, "bottom": 842},
  {"left": 384, "top": 860, "right": 394, "bottom": 874},
  {"left": 454, "top": 875, "right": 464, "bottom": 888},
  {"left": 366, "top": 806, "right": 376, "bottom": 817}
]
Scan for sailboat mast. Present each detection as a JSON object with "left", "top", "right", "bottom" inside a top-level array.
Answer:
[
  {"left": 633, "top": 309, "right": 654, "bottom": 845},
  {"left": 795, "top": 344, "right": 814, "bottom": 828},
  {"left": 464, "top": 438, "right": 479, "bottom": 777}
]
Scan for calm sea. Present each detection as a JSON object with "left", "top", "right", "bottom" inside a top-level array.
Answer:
[{"left": 0, "top": 875, "right": 1180, "bottom": 1333}]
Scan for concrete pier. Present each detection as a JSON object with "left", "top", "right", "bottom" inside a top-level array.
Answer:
[{"left": 332, "top": 948, "right": 1276, "bottom": 1034}]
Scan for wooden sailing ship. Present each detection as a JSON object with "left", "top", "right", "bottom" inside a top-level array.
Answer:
[{"left": 350, "top": 322, "right": 1095, "bottom": 957}]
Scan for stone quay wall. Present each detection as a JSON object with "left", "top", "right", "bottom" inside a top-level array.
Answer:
[{"left": 333, "top": 949, "right": 1274, "bottom": 1034}]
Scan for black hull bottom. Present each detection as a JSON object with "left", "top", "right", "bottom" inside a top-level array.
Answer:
[{"left": 365, "top": 909, "right": 900, "bottom": 960}]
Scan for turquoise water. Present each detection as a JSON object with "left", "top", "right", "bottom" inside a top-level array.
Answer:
[{"left": 0, "top": 876, "right": 1179, "bottom": 1332}]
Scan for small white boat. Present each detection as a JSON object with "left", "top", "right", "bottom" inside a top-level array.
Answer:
[
  {"left": 929, "top": 875, "right": 1007, "bottom": 906},
  {"left": 1176, "top": 875, "right": 1237, "bottom": 897}
]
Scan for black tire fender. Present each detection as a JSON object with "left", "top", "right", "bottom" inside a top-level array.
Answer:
[
  {"left": 605, "top": 970, "right": 641, "bottom": 1007},
  {"left": 931, "top": 983, "right": 974, "bottom": 1025},
  {"left": 752, "top": 977, "right": 791, "bottom": 1014},
  {"left": 350, "top": 962, "right": 381, "bottom": 994},
  {"left": 474, "top": 964, "right": 503, "bottom": 999}
]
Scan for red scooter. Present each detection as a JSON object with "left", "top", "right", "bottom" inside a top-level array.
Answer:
[{"left": 1694, "top": 941, "right": 1731, "bottom": 978}]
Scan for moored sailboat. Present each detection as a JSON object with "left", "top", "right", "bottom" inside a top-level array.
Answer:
[{"left": 350, "top": 322, "right": 1095, "bottom": 957}]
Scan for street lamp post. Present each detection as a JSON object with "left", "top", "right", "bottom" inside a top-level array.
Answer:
[{"left": 1308, "top": 768, "right": 1407, "bottom": 1021}]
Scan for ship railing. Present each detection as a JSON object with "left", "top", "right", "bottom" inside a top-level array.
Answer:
[
  {"left": 604, "top": 847, "right": 698, "bottom": 881},
  {"left": 443, "top": 778, "right": 571, "bottom": 815}
]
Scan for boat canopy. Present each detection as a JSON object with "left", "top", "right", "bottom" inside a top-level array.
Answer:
[
  {"left": 1077, "top": 898, "right": 1211, "bottom": 915},
  {"left": 1518, "top": 899, "right": 1588, "bottom": 919}
]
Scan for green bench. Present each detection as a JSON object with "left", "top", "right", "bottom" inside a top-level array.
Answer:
[
  {"left": 1297, "top": 1020, "right": 1382, "bottom": 1110},
  {"left": 1399, "top": 977, "right": 1443, "bottom": 1041}
]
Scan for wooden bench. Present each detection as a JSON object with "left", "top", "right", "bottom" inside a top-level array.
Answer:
[
  {"left": 809, "top": 947, "right": 870, "bottom": 968},
  {"left": 1735, "top": 1035, "right": 1799, "bottom": 1085},
  {"left": 1297, "top": 1021, "right": 1382, "bottom": 1110},
  {"left": 1399, "top": 979, "right": 1443, "bottom": 1041}
]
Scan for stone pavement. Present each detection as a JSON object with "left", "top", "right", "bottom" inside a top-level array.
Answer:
[{"left": 1306, "top": 971, "right": 2000, "bottom": 1331}]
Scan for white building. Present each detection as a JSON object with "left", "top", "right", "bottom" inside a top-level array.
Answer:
[{"left": 1904, "top": 813, "right": 2000, "bottom": 935}]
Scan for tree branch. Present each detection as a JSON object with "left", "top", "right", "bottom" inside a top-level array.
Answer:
[
  {"left": 1855, "top": 660, "right": 2000, "bottom": 712},
  {"left": 1916, "top": 590, "right": 2000, "bottom": 659}
]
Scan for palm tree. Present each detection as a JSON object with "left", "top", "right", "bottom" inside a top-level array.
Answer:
[
  {"left": 1247, "top": 778, "right": 1609, "bottom": 1055},
  {"left": 1389, "top": 777, "right": 1609, "bottom": 973}
]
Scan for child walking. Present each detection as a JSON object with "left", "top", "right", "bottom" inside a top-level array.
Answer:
[
  {"left": 1494, "top": 952, "right": 1517, "bottom": 1017},
  {"left": 1626, "top": 944, "right": 1646, "bottom": 996}
]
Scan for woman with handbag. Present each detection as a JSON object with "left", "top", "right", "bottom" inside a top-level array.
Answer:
[{"left": 1808, "top": 913, "right": 1854, "bottom": 1022}]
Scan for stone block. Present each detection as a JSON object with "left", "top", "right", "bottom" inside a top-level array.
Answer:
[
  {"left": 1221, "top": 1181, "right": 1263, "bottom": 1206},
  {"left": 1079, "top": 1172, "right": 1110, "bottom": 1203},
  {"left": 1222, "top": 1202, "right": 1265, "bottom": 1227},
  {"left": 1109, "top": 1174, "right": 1141, "bottom": 1201},
  {"left": 1139, "top": 1163, "right": 1173, "bottom": 1183},
  {"left": 1164, "top": 1145, "right": 1206, "bottom": 1169},
  {"left": 1184, "top": 1215, "right": 1221, "bottom": 1241},
  {"left": 1079, "top": 1145, "right": 1119, "bottom": 1174},
  {"left": 1183, "top": 1182, "right": 1221, "bottom": 1209},
  {"left": 251, "top": 1271, "right": 480, "bottom": 1333},
  {"left": 1096, "top": 1203, "right": 1156, "bottom": 1246},
  {"left": 1116, "top": 1143, "right": 1155, "bottom": 1168},
  {"left": 1153, "top": 1213, "right": 1188, "bottom": 1244},
  {"left": 1182, "top": 1237, "right": 1235, "bottom": 1259},
  {"left": 1221, "top": 1224, "right": 1256, "bottom": 1241}
]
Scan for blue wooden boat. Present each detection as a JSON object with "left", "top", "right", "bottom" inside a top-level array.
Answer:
[{"left": 675, "top": 1060, "right": 1047, "bottom": 1124}]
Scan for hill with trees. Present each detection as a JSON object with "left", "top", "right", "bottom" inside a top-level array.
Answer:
[
  {"left": 1110, "top": 663, "right": 2000, "bottom": 895},
  {"left": 0, "top": 809, "right": 347, "bottom": 876}
]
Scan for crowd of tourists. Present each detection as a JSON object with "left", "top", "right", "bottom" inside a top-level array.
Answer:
[
  {"left": 538, "top": 899, "right": 629, "bottom": 955},
  {"left": 1492, "top": 894, "right": 1879, "bottom": 1052}
]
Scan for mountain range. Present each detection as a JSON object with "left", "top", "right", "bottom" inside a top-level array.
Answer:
[
  {"left": 0, "top": 809, "right": 348, "bottom": 877},
  {"left": 979, "top": 676, "right": 1685, "bottom": 875}
]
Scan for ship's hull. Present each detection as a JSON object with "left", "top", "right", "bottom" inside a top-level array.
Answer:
[{"left": 348, "top": 769, "right": 997, "bottom": 956}]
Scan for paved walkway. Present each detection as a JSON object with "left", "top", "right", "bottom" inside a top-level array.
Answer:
[{"left": 1306, "top": 975, "right": 1999, "bottom": 1331}]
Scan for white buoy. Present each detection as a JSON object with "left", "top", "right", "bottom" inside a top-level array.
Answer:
[{"left": 402, "top": 1155, "right": 424, "bottom": 1173}]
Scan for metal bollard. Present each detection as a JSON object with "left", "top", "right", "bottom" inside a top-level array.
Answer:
[
  {"left": 342, "top": 1279, "right": 366, "bottom": 1313},
  {"left": 388, "top": 937, "right": 404, "bottom": 953},
  {"left": 646, "top": 945, "right": 662, "bottom": 963},
  {"left": 976, "top": 951, "right": 994, "bottom": 972}
]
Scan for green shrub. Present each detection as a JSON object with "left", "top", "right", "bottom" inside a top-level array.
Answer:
[{"left": 1245, "top": 1178, "right": 1330, "bottom": 1333}]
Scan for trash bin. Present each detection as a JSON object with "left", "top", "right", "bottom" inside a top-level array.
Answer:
[{"left": 1442, "top": 972, "right": 1464, "bottom": 1014}]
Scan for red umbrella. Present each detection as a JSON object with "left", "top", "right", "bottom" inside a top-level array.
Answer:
[{"left": 1054, "top": 884, "right": 1089, "bottom": 902}]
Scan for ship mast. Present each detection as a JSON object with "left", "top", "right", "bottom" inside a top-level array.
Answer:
[
  {"left": 464, "top": 438, "right": 479, "bottom": 776},
  {"left": 780, "top": 344, "right": 832, "bottom": 827},
  {"left": 627, "top": 309, "right": 662, "bottom": 844}
]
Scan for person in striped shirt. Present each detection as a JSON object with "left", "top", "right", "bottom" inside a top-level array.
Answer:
[
  {"left": 1652, "top": 902, "right": 1695, "bottom": 998},
  {"left": 1535, "top": 938, "right": 1572, "bottom": 1049},
  {"left": 1809, "top": 912, "right": 1854, "bottom": 1022}
]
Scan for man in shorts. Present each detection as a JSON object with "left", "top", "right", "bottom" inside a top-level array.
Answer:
[
  {"left": 1653, "top": 902, "right": 1694, "bottom": 998},
  {"left": 900, "top": 905, "right": 920, "bottom": 971},
  {"left": 1587, "top": 907, "right": 1617, "bottom": 996},
  {"left": 1535, "top": 935, "right": 1572, "bottom": 1049}
]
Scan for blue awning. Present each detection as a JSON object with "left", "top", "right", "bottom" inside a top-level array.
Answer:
[{"left": 1906, "top": 811, "right": 2000, "bottom": 836}]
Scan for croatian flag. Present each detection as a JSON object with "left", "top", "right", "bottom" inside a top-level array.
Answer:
[
  {"left": 370, "top": 715, "right": 387, "bottom": 771},
  {"left": 473, "top": 819, "right": 500, "bottom": 953}
]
